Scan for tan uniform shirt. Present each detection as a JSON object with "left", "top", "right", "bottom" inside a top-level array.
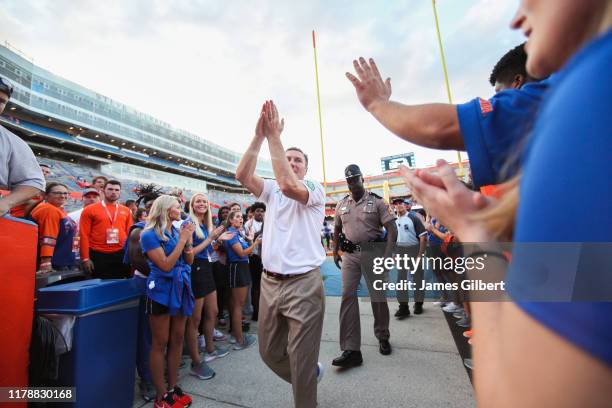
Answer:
[{"left": 335, "top": 191, "right": 396, "bottom": 244}]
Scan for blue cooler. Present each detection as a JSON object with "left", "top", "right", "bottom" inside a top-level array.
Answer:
[{"left": 36, "top": 279, "right": 140, "bottom": 407}]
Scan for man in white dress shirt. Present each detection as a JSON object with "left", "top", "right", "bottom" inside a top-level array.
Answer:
[{"left": 236, "top": 101, "right": 325, "bottom": 408}]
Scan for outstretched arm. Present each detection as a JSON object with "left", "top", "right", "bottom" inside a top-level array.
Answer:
[
  {"left": 236, "top": 105, "right": 266, "bottom": 197},
  {"left": 262, "top": 100, "right": 310, "bottom": 205},
  {"left": 346, "top": 57, "right": 463, "bottom": 150}
]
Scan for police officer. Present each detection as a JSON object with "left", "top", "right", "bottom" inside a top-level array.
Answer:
[{"left": 332, "top": 164, "right": 397, "bottom": 368}]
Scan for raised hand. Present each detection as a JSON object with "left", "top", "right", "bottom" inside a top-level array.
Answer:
[
  {"left": 346, "top": 57, "right": 391, "bottom": 112},
  {"left": 246, "top": 224, "right": 255, "bottom": 241},
  {"left": 262, "top": 100, "right": 284, "bottom": 139},
  {"left": 179, "top": 222, "right": 196, "bottom": 242},
  {"left": 255, "top": 103, "right": 266, "bottom": 139},
  {"left": 399, "top": 161, "right": 494, "bottom": 242},
  {"left": 217, "top": 231, "right": 234, "bottom": 242},
  {"left": 211, "top": 225, "right": 225, "bottom": 240}
]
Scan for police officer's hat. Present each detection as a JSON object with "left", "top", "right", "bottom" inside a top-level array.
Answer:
[{"left": 344, "top": 164, "right": 362, "bottom": 179}]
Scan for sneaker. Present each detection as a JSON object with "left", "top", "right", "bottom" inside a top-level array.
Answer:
[
  {"left": 456, "top": 315, "right": 471, "bottom": 328},
  {"left": 228, "top": 335, "right": 237, "bottom": 344},
  {"left": 316, "top": 362, "right": 325, "bottom": 383},
  {"left": 413, "top": 302, "right": 424, "bottom": 315},
  {"left": 432, "top": 299, "right": 446, "bottom": 306},
  {"left": 463, "top": 358, "right": 473, "bottom": 370},
  {"left": 233, "top": 333, "right": 257, "bottom": 350},
  {"left": 189, "top": 361, "right": 215, "bottom": 380},
  {"left": 198, "top": 334, "right": 206, "bottom": 350},
  {"left": 442, "top": 303, "right": 463, "bottom": 313},
  {"left": 139, "top": 380, "right": 156, "bottom": 402},
  {"left": 154, "top": 393, "right": 182, "bottom": 408},
  {"left": 204, "top": 345, "right": 230, "bottom": 362},
  {"left": 213, "top": 329, "right": 226, "bottom": 341},
  {"left": 453, "top": 310, "right": 465, "bottom": 319},
  {"left": 171, "top": 386, "right": 192, "bottom": 407}
]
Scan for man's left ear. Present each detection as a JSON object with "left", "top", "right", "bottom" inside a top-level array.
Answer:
[{"left": 512, "top": 74, "right": 525, "bottom": 89}]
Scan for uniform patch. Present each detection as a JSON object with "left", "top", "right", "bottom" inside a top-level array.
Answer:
[
  {"left": 479, "top": 98, "right": 493, "bottom": 117},
  {"left": 305, "top": 180, "right": 315, "bottom": 191}
]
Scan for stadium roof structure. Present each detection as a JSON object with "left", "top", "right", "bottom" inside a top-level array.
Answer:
[{"left": 0, "top": 43, "right": 273, "bottom": 192}]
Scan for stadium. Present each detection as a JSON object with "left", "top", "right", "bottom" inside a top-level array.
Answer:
[
  {"left": 1, "top": 0, "right": 611, "bottom": 406},
  {"left": 0, "top": 42, "right": 274, "bottom": 210}
]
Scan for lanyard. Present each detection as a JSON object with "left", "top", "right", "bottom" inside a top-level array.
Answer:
[{"left": 101, "top": 201, "right": 119, "bottom": 227}]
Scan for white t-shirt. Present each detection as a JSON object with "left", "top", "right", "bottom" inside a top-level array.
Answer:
[
  {"left": 257, "top": 178, "right": 326, "bottom": 275},
  {"left": 68, "top": 208, "right": 84, "bottom": 225}
]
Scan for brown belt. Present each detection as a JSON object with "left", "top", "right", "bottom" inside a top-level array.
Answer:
[{"left": 263, "top": 269, "right": 310, "bottom": 280}]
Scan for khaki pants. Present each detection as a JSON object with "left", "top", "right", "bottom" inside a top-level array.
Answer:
[
  {"left": 258, "top": 268, "right": 325, "bottom": 408},
  {"left": 339, "top": 251, "right": 390, "bottom": 351}
]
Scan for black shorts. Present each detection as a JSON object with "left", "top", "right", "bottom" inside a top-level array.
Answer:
[
  {"left": 191, "top": 258, "right": 216, "bottom": 298},
  {"left": 212, "top": 261, "right": 229, "bottom": 288},
  {"left": 228, "top": 262, "right": 251, "bottom": 288},
  {"left": 145, "top": 297, "right": 169, "bottom": 315}
]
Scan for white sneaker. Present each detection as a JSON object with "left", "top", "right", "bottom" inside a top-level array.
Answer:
[
  {"left": 198, "top": 334, "right": 206, "bottom": 350},
  {"left": 213, "top": 328, "right": 226, "bottom": 341},
  {"left": 316, "top": 362, "right": 325, "bottom": 383},
  {"left": 228, "top": 335, "right": 237, "bottom": 344},
  {"left": 442, "top": 303, "right": 463, "bottom": 313}
]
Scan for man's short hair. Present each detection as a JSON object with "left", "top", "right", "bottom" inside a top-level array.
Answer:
[
  {"left": 251, "top": 202, "right": 266, "bottom": 212},
  {"left": 0, "top": 77, "right": 13, "bottom": 98},
  {"left": 92, "top": 175, "right": 108, "bottom": 185},
  {"left": 286, "top": 147, "right": 308, "bottom": 166},
  {"left": 125, "top": 199, "right": 135, "bottom": 206},
  {"left": 104, "top": 179, "right": 122, "bottom": 188},
  {"left": 489, "top": 43, "right": 529, "bottom": 86}
]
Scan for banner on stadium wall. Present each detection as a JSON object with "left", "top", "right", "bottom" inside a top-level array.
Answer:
[{"left": 380, "top": 153, "right": 415, "bottom": 172}]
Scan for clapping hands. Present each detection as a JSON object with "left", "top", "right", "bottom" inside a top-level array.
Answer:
[
  {"left": 399, "top": 160, "right": 495, "bottom": 243},
  {"left": 255, "top": 100, "right": 284, "bottom": 140}
]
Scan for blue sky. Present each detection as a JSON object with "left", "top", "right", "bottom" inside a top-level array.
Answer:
[{"left": 0, "top": 0, "right": 525, "bottom": 181}]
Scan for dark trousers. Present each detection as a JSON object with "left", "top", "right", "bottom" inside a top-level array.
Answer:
[
  {"left": 212, "top": 261, "right": 230, "bottom": 319},
  {"left": 249, "top": 254, "right": 263, "bottom": 321},
  {"left": 90, "top": 249, "right": 130, "bottom": 279},
  {"left": 133, "top": 275, "right": 152, "bottom": 383}
]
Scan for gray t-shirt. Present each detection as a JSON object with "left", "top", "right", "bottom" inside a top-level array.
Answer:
[
  {"left": 0, "top": 125, "right": 45, "bottom": 191},
  {"left": 396, "top": 213, "right": 427, "bottom": 246}
]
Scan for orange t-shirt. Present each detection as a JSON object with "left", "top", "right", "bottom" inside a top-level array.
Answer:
[{"left": 79, "top": 201, "right": 133, "bottom": 259}]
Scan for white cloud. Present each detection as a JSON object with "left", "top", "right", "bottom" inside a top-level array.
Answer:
[{"left": 1, "top": 0, "right": 523, "bottom": 181}]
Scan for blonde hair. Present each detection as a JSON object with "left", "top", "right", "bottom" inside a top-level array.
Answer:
[
  {"left": 188, "top": 193, "right": 213, "bottom": 239},
  {"left": 144, "top": 195, "right": 180, "bottom": 242}
]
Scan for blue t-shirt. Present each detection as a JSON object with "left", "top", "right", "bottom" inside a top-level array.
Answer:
[
  {"left": 188, "top": 218, "right": 212, "bottom": 261},
  {"left": 506, "top": 29, "right": 612, "bottom": 366},
  {"left": 140, "top": 226, "right": 194, "bottom": 316},
  {"left": 427, "top": 218, "right": 446, "bottom": 245},
  {"left": 224, "top": 226, "right": 249, "bottom": 263},
  {"left": 457, "top": 78, "right": 552, "bottom": 188}
]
